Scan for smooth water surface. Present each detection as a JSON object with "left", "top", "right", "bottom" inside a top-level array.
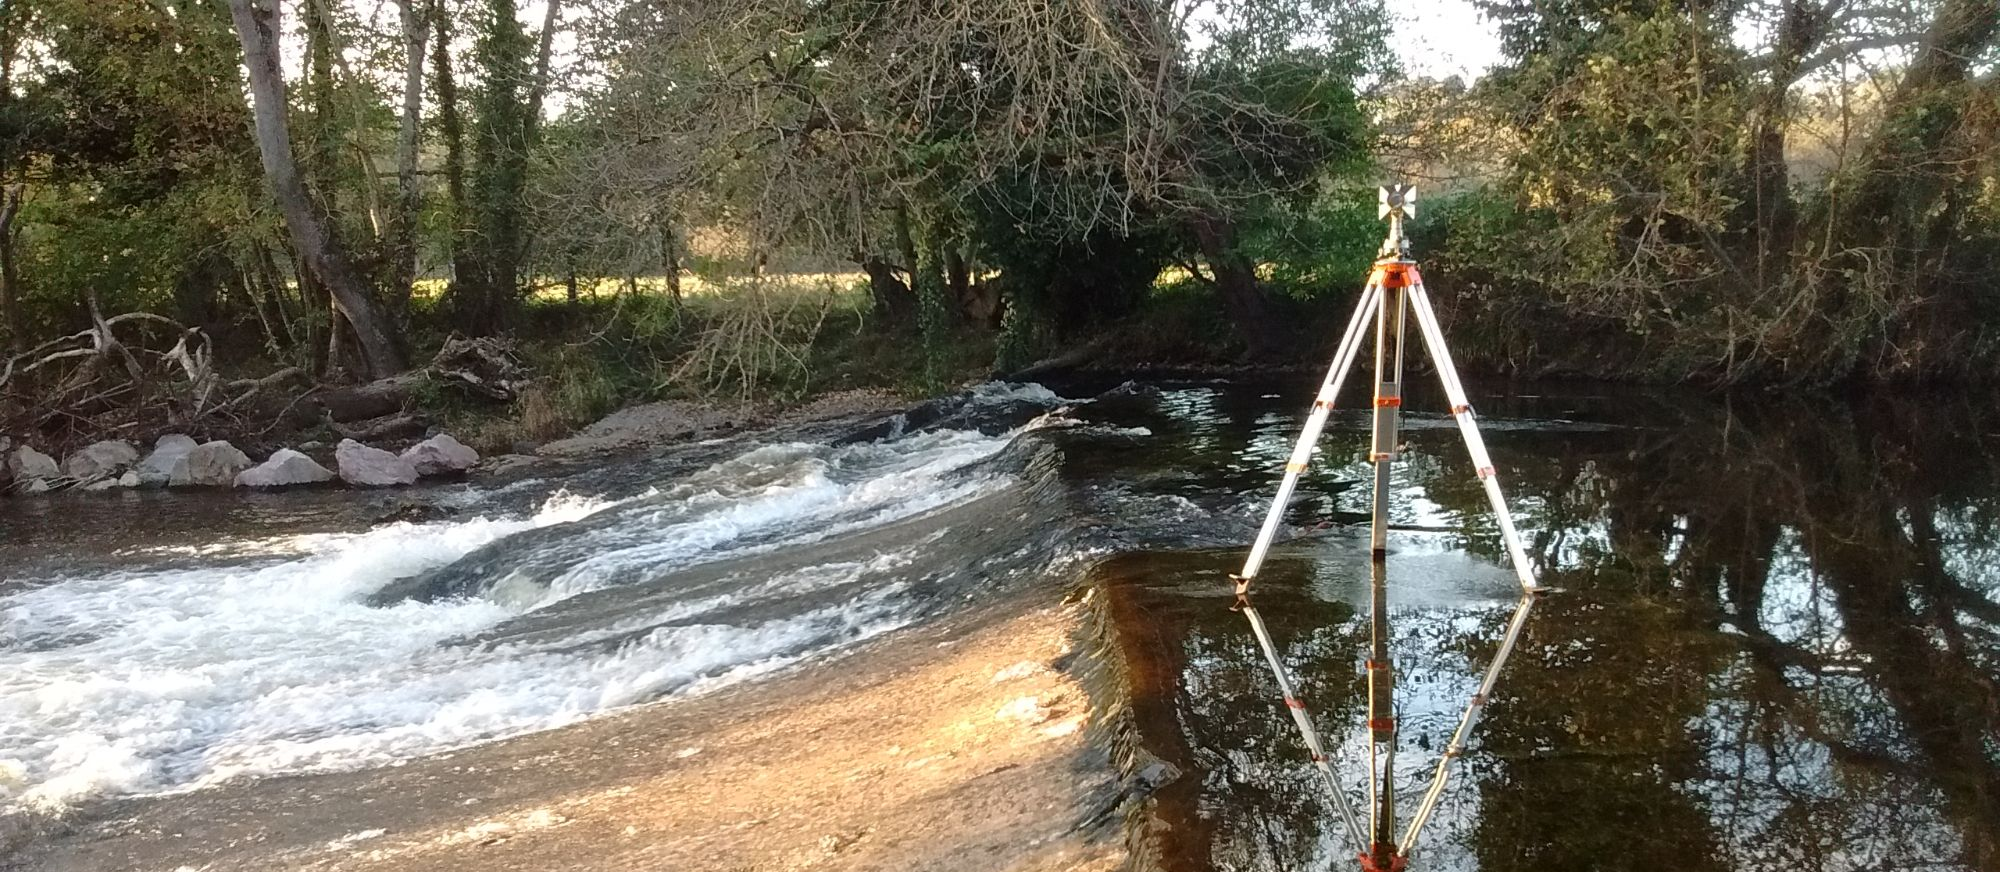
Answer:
[{"left": 1058, "top": 380, "right": 2000, "bottom": 872}]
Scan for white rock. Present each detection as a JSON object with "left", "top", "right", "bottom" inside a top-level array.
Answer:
[
  {"left": 63, "top": 440, "right": 140, "bottom": 481},
  {"left": 7, "top": 445, "right": 60, "bottom": 481},
  {"left": 400, "top": 433, "right": 480, "bottom": 476},
  {"left": 135, "top": 434, "right": 199, "bottom": 486},
  {"left": 336, "top": 439, "right": 417, "bottom": 487},
  {"left": 236, "top": 449, "right": 336, "bottom": 488},
  {"left": 80, "top": 470, "right": 141, "bottom": 492},
  {"left": 171, "top": 440, "right": 252, "bottom": 487}
]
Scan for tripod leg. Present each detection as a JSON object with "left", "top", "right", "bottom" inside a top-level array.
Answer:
[
  {"left": 1229, "top": 280, "right": 1383, "bottom": 858},
  {"left": 1235, "top": 280, "right": 1379, "bottom": 584},
  {"left": 1239, "top": 601, "right": 1371, "bottom": 853},
  {"left": 1368, "top": 284, "right": 1409, "bottom": 554},
  {"left": 1406, "top": 283, "right": 1540, "bottom": 593},
  {"left": 1365, "top": 553, "right": 1397, "bottom": 867},
  {"left": 1399, "top": 590, "right": 1539, "bottom": 853},
  {"left": 1394, "top": 280, "right": 1547, "bottom": 854}
]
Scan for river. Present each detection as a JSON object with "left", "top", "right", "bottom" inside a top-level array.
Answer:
[{"left": 2, "top": 378, "right": 1996, "bottom": 871}]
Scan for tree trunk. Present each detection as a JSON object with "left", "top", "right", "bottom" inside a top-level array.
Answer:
[
  {"left": 0, "top": 2, "right": 26, "bottom": 353},
  {"left": 893, "top": 203, "right": 920, "bottom": 287},
  {"left": 464, "top": 0, "right": 533, "bottom": 332},
  {"left": 861, "top": 257, "right": 917, "bottom": 327},
  {"left": 660, "top": 219, "right": 683, "bottom": 302},
  {"left": 1192, "top": 216, "right": 1282, "bottom": 358},
  {"left": 388, "top": 0, "right": 428, "bottom": 315},
  {"left": 228, "top": 0, "right": 405, "bottom": 379},
  {"left": 944, "top": 244, "right": 971, "bottom": 310},
  {"left": 1744, "top": 0, "right": 1827, "bottom": 284},
  {"left": 525, "top": 0, "right": 562, "bottom": 146},
  {"left": 303, "top": 0, "right": 338, "bottom": 191},
  {"left": 432, "top": 2, "right": 478, "bottom": 304},
  {"left": 0, "top": 183, "right": 21, "bottom": 352}
]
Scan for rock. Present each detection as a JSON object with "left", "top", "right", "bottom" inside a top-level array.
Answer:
[
  {"left": 334, "top": 412, "right": 428, "bottom": 442},
  {"left": 81, "top": 470, "right": 142, "bottom": 492},
  {"left": 298, "top": 440, "right": 326, "bottom": 451},
  {"left": 236, "top": 449, "right": 336, "bottom": 488},
  {"left": 135, "top": 434, "right": 199, "bottom": 486},
  {"left": 401, "top": 434, "right": 479, "bottom": 476},
  {"left": 477, "top": 454, "right": 543, "bottom": 476},
  {"left": 510, "top": 440, "right": 540, "bottom": 455},
  {"left": 8, "top": 444, "right": 60, "bottom": 482},
  {"left": 171, "top": 440, "right": 253, "bottom": 487},
  {"left": 539, "top": 401, "right": 751, "bottom": 457},
  {"left": 63, "top": 440, "right": 140, "bottom": 482},
  {"left": 336, "top": 439, "right": 417, "bottom": 487}
]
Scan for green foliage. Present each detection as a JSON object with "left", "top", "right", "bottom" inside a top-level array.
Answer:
[
  {"left": 462, "top": 0, "right": 536, "bottom": 328},
  {"left": 1, "top": 0, "right": 274, "bottom": 343},
  {"left": 1241, "top": 187, "right": 1383, "bottom": 300}
]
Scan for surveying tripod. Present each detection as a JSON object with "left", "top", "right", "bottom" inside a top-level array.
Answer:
[{"left": 1228, "top": 185, "right": 1546, "bottom": 872}]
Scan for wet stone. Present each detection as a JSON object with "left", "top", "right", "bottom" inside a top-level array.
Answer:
[{"left": 336, "top": 439, "right": 418, "bottom": 487}]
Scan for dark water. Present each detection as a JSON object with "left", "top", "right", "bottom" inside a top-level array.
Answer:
[
  {"left": 3, "top": 378, "right": 1996, "bottom": 872},
  {"left": 1042, "top": 379, "right": 2000, "bottom": 872}
]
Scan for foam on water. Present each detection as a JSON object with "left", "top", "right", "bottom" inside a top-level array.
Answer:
[{"left": 0, "top": 422, "right": 1027, "bottom": 813}]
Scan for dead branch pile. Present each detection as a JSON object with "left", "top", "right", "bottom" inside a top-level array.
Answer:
[{"left": 0, "top": 299, "right": 304, "bottom": 454}]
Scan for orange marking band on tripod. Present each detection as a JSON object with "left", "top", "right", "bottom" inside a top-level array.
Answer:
[
  {"left": 1285, "top": 697, "right": 1307, "bottom": 710},
  {"left": 1372, "top": 452, "right": 1396, "bottom": 462},
  {"left": 1374, "top": 396, "right": 1402, "bottom": 408},
  {"left": 1369, "top": 717, "right": 1395, "bottom": 731},
  {"left": 1371, "top": 262, "right": 1420, "bottom": 289},
  {"left": 1286, "top": 461, "right": 1309, "bottom": 473},
  {"left": 1477, "top": 466, "right": 1495, "bottom": 479},
  {"left": 1451, "top": 404, "right": 1471, "bottom": 415}
]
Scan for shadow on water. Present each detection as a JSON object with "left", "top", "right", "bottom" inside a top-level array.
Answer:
[{"left": 1057, "top": 380, "right": 2000, "bottom": 872}]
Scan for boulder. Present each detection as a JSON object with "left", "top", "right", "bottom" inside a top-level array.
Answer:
[
  {"left": 135, "top": 434, "right": 199, "bottom": 486},
  {"left": 235, "top": 449, "right": 336, "bottom": 488},
  {"left": 335, "top": 439, "right": 417, "bottom": 487},
  {"left": 171, "top": 440, "right": 252, "bottom": 487},
  {"left": 401, "top": 433, "right": 479, "bottom": 476},
  {"left": 7, "top": 444, "right": 60, "bottom": 481},
  {"left": 63, "top": 440, "right": 140, "bottom": 482},
  {"left": 81, "top": 471, "right": 142, "bottom": 491}
]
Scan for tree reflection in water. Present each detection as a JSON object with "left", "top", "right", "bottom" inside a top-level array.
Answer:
[{"left": 1086, "top": 385, "right": 2000, "bottom": 872}]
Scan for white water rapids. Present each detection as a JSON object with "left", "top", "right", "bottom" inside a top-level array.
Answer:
[{"left": 0, "top": 405, "right": 1054, "bottom": 814}]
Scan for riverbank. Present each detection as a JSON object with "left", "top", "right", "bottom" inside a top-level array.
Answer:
[{"left": 3, "top": 596, "right": 1126, "bottom": 872}]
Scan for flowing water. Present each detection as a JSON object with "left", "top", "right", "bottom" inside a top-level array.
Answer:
[{"left": 1, "top": 378, "right": 1996, "bottom": 871}]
